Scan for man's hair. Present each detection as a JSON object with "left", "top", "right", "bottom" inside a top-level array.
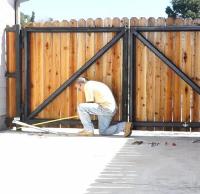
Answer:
[{"left": 75, "top": 77, "right": 88, "bottom": 84}]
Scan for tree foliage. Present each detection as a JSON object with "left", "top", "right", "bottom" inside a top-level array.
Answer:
[
  {"left": 165, "top": 0, "right": 200, "bottom": 19},
  {"left": 20, "top": 11, "right": 35, "bottom": 25}
]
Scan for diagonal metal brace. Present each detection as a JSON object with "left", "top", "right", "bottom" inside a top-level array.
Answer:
[{"left": 132, "top": 30, "right": 200, "bottom": 95}]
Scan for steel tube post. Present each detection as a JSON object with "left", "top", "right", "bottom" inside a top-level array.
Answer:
[
  {"left": 122, "top": 29, "right": 129, "bottom": 121},
  {"left": 129, "top": 33, "right": 136, "bottom": 122},
  {"left": 23, "top": 29, "right": 30, "bottom": 120},
  {"left": 15, "top": 25, "right": 21, "bottom": 118}
]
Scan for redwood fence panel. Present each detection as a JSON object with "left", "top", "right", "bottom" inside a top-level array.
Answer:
[
  {"left": 20, "top": 18, "right": 127, "bottom": 126},
  {"left": 5, "top": 17, "right": 200, "bottom": 131},
  {"left": 130, "top": 17, "right": 200, "bottom": 131}
]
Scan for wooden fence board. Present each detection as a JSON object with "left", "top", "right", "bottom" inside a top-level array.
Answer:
[
  {"left": 133, "top": 17, "right": 141, "bottom": 121},
  {"left": 164, "top": 18, "right": 174, "bottom": 124},
  {"left": 69, "top": 19, "right": 78, "bottom": 117},
  {"left": 173, "top": 19, "right": 183, "bottom": 123},
  {"left": 30, "top": 23, "right": 45, "bottom": 118},
  {"left": 60, "top": 21, "right": 70, "bottom": 118},
  {"left": 103, "top": 18, "right": 113, "bottom": 88},
  {"left": 112, "top": 17, "right": 122, "bottom": 120},
  {"left": 192, "top": 19, "right": 200, "bottom": 123},
  {"left": 43, "top": 22, "right": 54, "bottom": 118},
  {"left": 86, "top": 18, "right": 95, "bottom": 79},
  {"left": 146, "top": 17, "right": 155, "bottom": 122},
  {"left": 6, "top": 32, "right": 16, "bottom": 118},
  {"left": 49, "top": 21, "right": 61, "bottom": 118},
  {"left": 184, "top": 19, "right": 193, "bottom": 126},
  {"left": 181, "top": 20, "right": 190, "bottom": 123},
  {"left": 77, "top": 19, "right": 86, "bottom": 106},
  {"left": 94, "top": 18, "right": 104, "bottom": 81},
  {"left": 154, "top": 18, "right": 164, "bottom": 123},
  {"left": 6, "top": 78, "right": 16, "bottom": 118}
]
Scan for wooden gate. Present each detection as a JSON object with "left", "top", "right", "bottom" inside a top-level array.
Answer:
[
  {"left": 7, "top": 18, "right": 129, "bottom": 126},
  {"left": 130, "top": 18, "right": 200, "bottom": 131},
  {"left": 6, "top": 17, "right": 200, "bottom": 131}
]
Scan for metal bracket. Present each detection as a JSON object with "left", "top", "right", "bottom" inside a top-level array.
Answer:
[
  {"left": 5, "top": 72, "right": 16, "bottom": 78},
  {"left": 183, "top": 122, "right": 189, "bottom": 128}
]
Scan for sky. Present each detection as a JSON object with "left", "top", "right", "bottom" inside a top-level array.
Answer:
[{"left": 20, "top": 0, "right": 172, "bottom": 21}]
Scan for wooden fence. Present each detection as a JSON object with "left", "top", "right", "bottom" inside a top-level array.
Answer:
[{"left": 6, "top": 17, "right": 200, "bottom": 130}]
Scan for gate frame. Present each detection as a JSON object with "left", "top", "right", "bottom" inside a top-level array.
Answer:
[
  {"left": 22, "top": 26, "right": 129, "bottom": 125},
  {"left": 130, "top": 25, "right": 200, "bottom": 129}
]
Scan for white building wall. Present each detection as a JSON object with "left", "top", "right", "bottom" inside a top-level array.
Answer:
[{"left": 0, "top": 0, "right": 15, "bottom": 129}]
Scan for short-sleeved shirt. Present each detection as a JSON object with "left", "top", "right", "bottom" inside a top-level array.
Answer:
[{"left": 84, "top": 81, "right": 117, "bottom": 112}]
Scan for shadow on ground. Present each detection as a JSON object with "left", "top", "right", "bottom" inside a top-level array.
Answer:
[{"left": 85, "top": 136, "right": 200, "bottom": 194}]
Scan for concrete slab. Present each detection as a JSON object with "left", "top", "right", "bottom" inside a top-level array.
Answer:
[
  {"left": 0, "top": 130, "right": 200, "bottom": 194},
  {"left": 0, "top": 131, "right": 126, "bottom": 194},
  {"left": 85, "top": 136, "right": 200, "bottom": 194}
]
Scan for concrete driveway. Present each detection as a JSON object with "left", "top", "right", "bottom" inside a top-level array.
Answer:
[{"left": 0, "top": 129, "right": 200, "bottom": 194}]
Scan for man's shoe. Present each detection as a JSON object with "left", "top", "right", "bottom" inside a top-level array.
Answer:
[
  {"left": 78, "top": 130, "right": 94, "bottom": 136},
  {"left": 78, "top": 129, "right": 86, "bottom": 134},
  {"left": 124, "top": 122, "right": 132, "bottom": 137}
]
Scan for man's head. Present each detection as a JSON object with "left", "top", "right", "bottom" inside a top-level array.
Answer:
[{"left": 75, "top": 77, "right": 87, "bottom": 92}]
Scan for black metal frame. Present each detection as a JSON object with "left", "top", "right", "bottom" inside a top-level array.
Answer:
[
  {"left": 22, "top": 26, "right": 129, "bottom": 124},
  {"left": 7, "top": 25, "right": 200, "bottom": 129},
  {"left": 130, "top": 25, "right": 200, "bottom": 128},
  {"left": 5, "top": 25, "right": 21, "bottom": 120}
]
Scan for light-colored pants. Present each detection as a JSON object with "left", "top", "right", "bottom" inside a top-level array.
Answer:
[{"left": 77, "top": 103, "right": 126, "bottom": 135}]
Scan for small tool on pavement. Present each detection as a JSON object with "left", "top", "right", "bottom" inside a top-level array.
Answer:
[{"left": 12, "top": 115, "right": 78, "bottom": 135}]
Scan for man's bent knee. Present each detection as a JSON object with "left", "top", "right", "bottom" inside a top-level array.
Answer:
[{"left": 77, "top": 103, "right": 88, "bottom": 112}]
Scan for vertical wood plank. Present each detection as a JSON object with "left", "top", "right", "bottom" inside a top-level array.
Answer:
[
  {"left": 181, "top": 19, "right": 191, "bottom": 124},
  {"left": 51, "top": 21, "right": 61, "bottom": 118},
  {"left": 60, "top": 20, "right": 70, "bottom": 118},
  {"left": 154, "top": 18, "right": 164, "bottom": 124},
  {"left": 7, "top": 32, "right": 16, "bottom": 72},
  {"left": 184, "top": 19, "right": 193, "bottom": 129},
  {"left": 6, "top": 32, "right": 16, "bottom": 118},
  {"left": 146, "top": 17, "right": 156, "bottom": 123},
  {"left": 138, "top": 18, "right": 148, "bottom": 123},
  {"left": 112, "top": 17, "right": 122, "bottom": 120},
  {"left": 43, "top": 22, "right": 54, "bottom": 118},
  {"left": 159, "top": 18, "right": 167, "bottom": 126},
  {"left": 103, "top": 18, "right": 113, "bottom": 88},
  {"left": 7, "top": 78, "right": 16, "bottom": 117},
  {"left": 172, "top": 19, "right": 183, "bottom": 125},
  {"left": 86, "top": 18, "right": 95, "bottom": 80},
  {"left": 164, "top": 18, "right": 174, "bottom": 127},
  {"left": 94, "top": 18, "right": 103, "bottom": 81},
  {"left": 69, "top": 19, "right": 78, "bottom": 117},
  {"left": 33, "top": 23, "right": 44, "bottom": 118},
  {"left": 77, "top": 19, "right": 86, "bottom": 105},
  {"left": 193, "top": 19, "right": 200, "bottom": 123}
]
